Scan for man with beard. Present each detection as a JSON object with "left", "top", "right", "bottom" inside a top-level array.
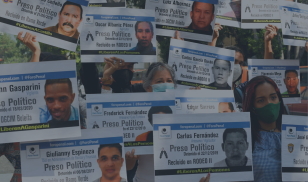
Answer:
[
  {"left": 40, "top": 78, "right": 79, "bottom": 123},
  {"left": 130, "top": 21, "right": 156, "bottom": 55},
  {"left": 214, "top": 128, "right": 251, "bottom": 167},
  {"left": 44, "top": 1, "right": 83, "bottom": 39}
]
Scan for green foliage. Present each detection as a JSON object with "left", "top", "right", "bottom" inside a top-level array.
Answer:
[
  {"left": 126, "top": 0, "right": 145, "bottom": 9},
  {"left": 0, "top": 33, "right": 29, "bottom": 64},
  {"left": 298, "top": 0, "right": 308, "bottom": 4},
  {"left": 157, "top": 36, "right": 171, "bottom": 63},
  {"left": 216, "top": 26, "right": 284, "bottom": 60}
]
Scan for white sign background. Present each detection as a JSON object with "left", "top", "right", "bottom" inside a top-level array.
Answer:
[
  {"left": 0, "top": 0, "right": 88, "bottom": 51},
  {"left": 172, "top": 89, "right": 237, "bottom": 114},
  {"left": 282, "top": 115, "right": 308, "bottom": 181},
  {"left": 20, "top": 128, "right": 127, "bottom": 182},
  {"left": 153, "top": 112, "right": 253, "bottom": 182},
  {"left": 248, "top": 59, "right": 300, "bottom": 104},
  {"left": 279, "top": 1, "right": 308, "bottom": 46},
  {"left": 241, "top": 0, "right": 281, "bottom": 29},
  {"left": 168, "top": 39, "right": 235, "bottom": 90},
  {"left": 86, "top": 92, "right": 175, "bottom": 155},
  {"left": 81, "top": 7, "right": 157, "bottom": 63},
  {"left": 145, "top": 0, "right": 217, "bottom": 42},
  {"left": 0, "top": 60, "right": 81, "bottom": 144}
]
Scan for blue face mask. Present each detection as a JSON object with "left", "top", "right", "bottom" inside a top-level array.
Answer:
[{"left": 152, "top": 83, "right": 174, "bottom": 92}]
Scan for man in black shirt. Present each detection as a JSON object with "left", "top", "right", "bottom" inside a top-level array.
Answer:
[{"left": 208, "top": 59, "right": 232, "bottom": 90}]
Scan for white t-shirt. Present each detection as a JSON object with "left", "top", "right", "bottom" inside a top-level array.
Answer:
[{"left": 133, "top": 155, "right": 154, "bottom": 182}]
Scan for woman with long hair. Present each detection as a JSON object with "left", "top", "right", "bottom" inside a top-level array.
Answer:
[{"left": 243, "top": 75, "right": 285, "bottom": 182}]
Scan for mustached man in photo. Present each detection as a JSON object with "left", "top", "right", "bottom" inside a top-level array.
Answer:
[
  {"left": 186, "top": 2, "right": 215, "bottom": 35},
  {"left": 44, "top": 1, "right": 83, "bottom": 39}
]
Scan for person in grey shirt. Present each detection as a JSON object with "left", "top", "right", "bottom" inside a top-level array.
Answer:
[
  {"left": 214, "top": 128, "right": 252, "bottom": 167},
  {"left": 93, "top": 143, "right": 127, "bottom": 182}
]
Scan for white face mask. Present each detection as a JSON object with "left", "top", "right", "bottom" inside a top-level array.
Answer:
[{"left": 233, "top": 64, "right": 242, "bottom": 82}]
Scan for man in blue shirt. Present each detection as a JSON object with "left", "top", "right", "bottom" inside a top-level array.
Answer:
[
  {"left": 40, "top": 78, "right": 79, "bottom": 123},
  {"left": 130, "top": 21, "right": 156, "bottom": 55}
]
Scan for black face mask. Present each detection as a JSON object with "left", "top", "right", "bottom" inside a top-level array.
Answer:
[{"left": 111, "top": 69, "right": 133, "bottom": 91}]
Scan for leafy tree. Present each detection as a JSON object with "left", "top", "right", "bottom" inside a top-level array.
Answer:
[{"left": 0, "top": 33, "right": 28, "bottom": 64}]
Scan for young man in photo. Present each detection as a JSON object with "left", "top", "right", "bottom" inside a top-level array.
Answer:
[
  {"left": 214, "top": 128, "right": 251, "bottom": 167},
  {"left": 130, "top": 21, "right": 156, "bottom": 55},
  {"left": 94, "top": 143, "right": 126, "bottom": 182},
  {"left": 40, "top": 78, "right": 79, "bottom": 123},
  {"left": 282, "top": 70, "right": 300, "bottom": 95},
  {"left": 208, "top": 59, "right": 232, "bottom": 90}
]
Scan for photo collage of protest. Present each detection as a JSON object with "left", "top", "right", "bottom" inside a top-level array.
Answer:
[{"left": 0, "top": 0, "right": 307, "bottom": 182}]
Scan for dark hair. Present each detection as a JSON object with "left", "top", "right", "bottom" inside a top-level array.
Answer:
[
  {"left": 224, "top": 46, "right": 245, "bottom": 58},
  {"left": 148, "top": 106, "right": 173, "bottom": 125},
  {"left": 285, "top": 70, "right": 298, "bottom": 77},
  {"left": 39, "top": 52, "right": 67, "bottom": 62},
  {"left": 44, "top": 78, "right": 73, "bottom": 93},
  {"left": 227, "top": 102, "right": 234, "bottom": 111},
  {"left": 192, "top": 1, "right": 215, "bottom": 14},
  {"left": 223, "top": 128, "right": 247, "bottom": 143},
  {"left": 98, "top": 143, "right": 122, "bottom": 157},
  {"left": 213, "top": 59, "right": 231, "bottom": 70},
  {"left": 60, "top": 1, "right": 83, "bottom": 20},
  {"left": 243, "top": 76, "right": 285, "bottom": 150},
  {"left": 143, "top": 62, "right": 177, "bottom": 90},
  {"left": 135, "top": 21, "right": 154, "bottom": 35}
]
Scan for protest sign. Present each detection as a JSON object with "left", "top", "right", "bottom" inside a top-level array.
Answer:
[
  {"left": 173, "top": 89, "right": 237, "bottom": 114},
  {"left": 280, "top": 1, "right": 308, "bottom": 46},
  {"left": 0, "top": 60, "right": 81, "bottom": 144},
  {"left": 86, "top": 92, "right": 175, "bottom": 155},
  {"left": 80, "top": 8, "right": 157, "bottom": 63},
  {"left": 248, "top": 59, "right": 300, "bottom": 104},
  {"left": 216, "top": 0, "right": 241, "bottom": 28},
  {"left": 241, "top": 0, "right": 281, "bottom": 29},
  {"left": 281, "top": 115, "right": 308, "bottom": 181},
  {"left": 145, "top": 0, "right": 218, "bottom": 42},
  {"left": 168, "top": 39, "right": 235, "bottom": 90},
  {"left": 20, "top": 128, "right": 127, "bottom": 182},
  {"left": 0, "top": 0, "right": 88, "bottom": 51},
  {"left": 153, "top": 112, "right": 253, "bottom": 182},
  {"left": 88, "top": 0, "right": 125, "bottom": 8}
]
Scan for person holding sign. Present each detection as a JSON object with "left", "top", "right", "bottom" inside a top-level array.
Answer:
[
  {"left": 214, "top": 128, "right": 251, "bottom": 167},
  {"left": 282, "top": 70, "right": 300, "bottom": 95},
  {"left": 94, "top": 143, "right": 126, "bottom": 182},
  {"left": 17, "top": 31, "right": 69, "bottom": 62},
  {"left": 208, "top": 58, "right": 232, "bottom": 90},
  {"left": 130, "top": 21, "right": 156, "bottom": 55},
  {"left": 264, "top": 24, "right": 279, "bottom": 59},
  {"left": 186, "top": 2, "right": 215, "bottom": 35},
  {"left": 243, "top": 76, "right": 286, "bottom": 182},
  {"left": 44, "top": 1, "right": 83, "bottom": 39},
  {"left": 40, "top": 78, "right": 79, "bottom": 123}
]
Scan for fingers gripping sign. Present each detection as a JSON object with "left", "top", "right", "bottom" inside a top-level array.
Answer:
[{"left": 17, "top": 31, "right": 41, "bottom": 62}]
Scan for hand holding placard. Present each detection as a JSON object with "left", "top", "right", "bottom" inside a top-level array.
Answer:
[
  {"left": 17, "top": 31, "right": 41, "bottom": 62},
  {"left": 125, "top": 149, "right": 140, "bottom": 170}
]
